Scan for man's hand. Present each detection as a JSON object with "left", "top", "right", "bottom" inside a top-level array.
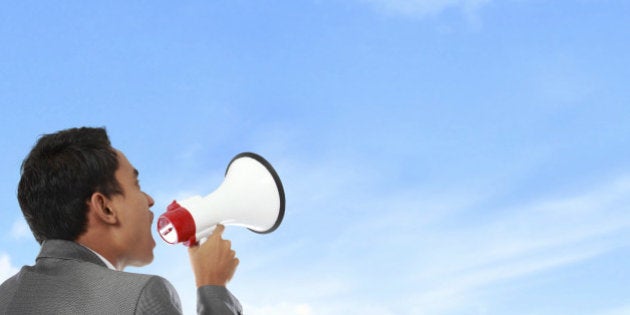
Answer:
[{"left": 188, "top": 224, "right": 239, "bottom": 287}]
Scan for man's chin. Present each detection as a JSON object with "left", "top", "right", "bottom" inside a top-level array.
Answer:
[
  {"left": 128, "top": 239, "right": 156, "bottom": 267},
  {"left": 131, "top": 246, "right": 155, "bottom": 267},
  {"left": 130, "top": 254, "right": 154, "bottom": 267}
]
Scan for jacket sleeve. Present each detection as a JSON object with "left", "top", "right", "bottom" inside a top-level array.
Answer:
[
  {"left": 136, "top": 276, "right": 183, "bottom": 314},
  {"left": 197, "top": 285, "right": 243, "bottom": 315}
]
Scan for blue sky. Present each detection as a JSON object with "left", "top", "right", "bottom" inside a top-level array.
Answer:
[{"left": 1, "top": 1, "right": 630, "bottom": 314}]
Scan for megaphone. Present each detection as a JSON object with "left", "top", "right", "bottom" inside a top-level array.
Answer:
[{"left": 157, "top": 152, "right": 285, "bottom": 246}]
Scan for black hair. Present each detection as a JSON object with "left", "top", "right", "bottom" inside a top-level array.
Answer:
[{"left": 17, "top": 127, "right": 122, "bottom": 244}]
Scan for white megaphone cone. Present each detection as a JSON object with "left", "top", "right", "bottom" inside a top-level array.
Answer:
[{"left": 157, "top": 152, "right": 285, "bottom": 246}]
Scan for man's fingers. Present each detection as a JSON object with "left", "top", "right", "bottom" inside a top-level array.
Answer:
[{"left": 212, "top": 224, "right": 226, "bottom": 237}]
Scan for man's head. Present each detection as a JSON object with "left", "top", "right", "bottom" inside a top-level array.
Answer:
[
  {"left": 18, "top": 127, "right": 122, "bottom": 244},
  {"left": 18, "top": 127, "right": 156, "bottom": 268}
]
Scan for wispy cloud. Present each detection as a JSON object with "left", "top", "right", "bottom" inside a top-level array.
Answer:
[
  {"left": 595, "top": 304, "right": 630, "bottom": 315},
  {"left": 246, "top": 302, "right": 314, "bottom": 315},
  {"left": 231, "top": 153, "right": 630, "bottom": 314},
  {"left": 399, "top": 176, "right": 630, "bottom": 314},
  {"left": 409, "top": 246, "right": 614, "bottom": 314},
  {"left": 10, "top": 218, "right": 31, "bottom": 240},
  {"left": 0, "top": 253, "right": 19, "bottom": 282}
]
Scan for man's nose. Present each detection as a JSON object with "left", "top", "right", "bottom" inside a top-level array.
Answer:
[{"left": 145, "top": 192, "right": 155, "bottom": 207}]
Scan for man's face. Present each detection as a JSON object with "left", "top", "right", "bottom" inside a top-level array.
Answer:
[{"left": 109, "top": 150, "right": 156, "bottom": 268}]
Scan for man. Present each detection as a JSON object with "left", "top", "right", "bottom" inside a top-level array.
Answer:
[{"left": 0, "top": 127, "right": 242, "bottom": 314}]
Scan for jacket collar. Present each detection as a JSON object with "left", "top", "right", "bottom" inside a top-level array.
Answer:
[{"left": 37, "top": 239, "right": 107, "bottom": 268}]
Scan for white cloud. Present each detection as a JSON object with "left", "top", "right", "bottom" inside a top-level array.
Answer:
[
  {"left": 0, "top": 253, "right": 19, "bottom": 283},
  {"left": 400, "top": 176, "right": 630, "bottom": 313},
  {"left": 246, "top": 302, "right": 314, "bottom": 315},
  {"left": 359, "top": 0, "right": 492, "bottom": 18},
  {"left": 595, "top": 304, "right": 630, "bottom": 315},
  {"left": 260, "top": 154, "right": 630, "bottom": 314},
  {"left": 409, "top": 245, "right": 612, "bottom": 314},
  {"left": 11, "top": 218, "right": 31, "bottom": 240}
]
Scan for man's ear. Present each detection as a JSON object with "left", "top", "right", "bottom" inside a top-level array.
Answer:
[{"left": 88, "top": 192, "right": 118, "bottom": 225}]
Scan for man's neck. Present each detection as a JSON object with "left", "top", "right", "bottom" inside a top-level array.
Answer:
[
  {"left": 79, "top": 243, "right": 119, "bottom": 270},
  {"left": 76, "top": 232, "right": 125, "bottom": 271}
]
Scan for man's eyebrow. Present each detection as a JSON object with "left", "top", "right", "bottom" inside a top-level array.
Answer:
[{"left": 134, "top": 168, "right": 139, "bottom": 177}]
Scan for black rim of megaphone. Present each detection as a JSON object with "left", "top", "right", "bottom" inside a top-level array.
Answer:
[{"left": 226, "top": 152, "right": 285, "bottom": 234}]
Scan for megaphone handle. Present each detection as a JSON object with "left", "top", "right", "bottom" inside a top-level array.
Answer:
[{"left": 195, "top": 225, "right": 217, "bottom": 245}]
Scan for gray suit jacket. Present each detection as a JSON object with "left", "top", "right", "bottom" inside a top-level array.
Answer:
[{"left": 0, "top": 240, "right": 242, "bottom": 314}]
